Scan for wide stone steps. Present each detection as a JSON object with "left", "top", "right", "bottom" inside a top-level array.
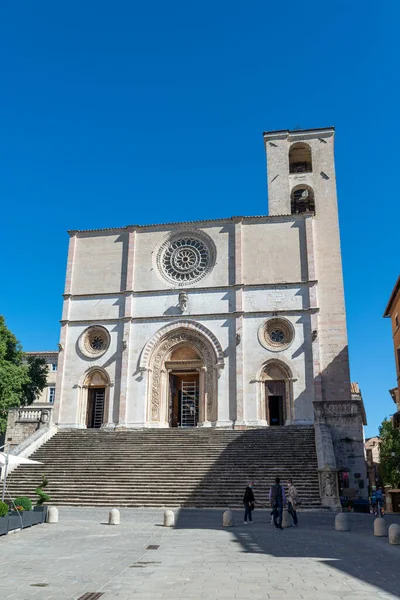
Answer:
[{"left": 6, "top": 427, "right": 321, "bottom": 508}]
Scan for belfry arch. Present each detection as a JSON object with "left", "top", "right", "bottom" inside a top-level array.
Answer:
[{"left": 139, "top": 321, "right": 224, "bottom": 427}]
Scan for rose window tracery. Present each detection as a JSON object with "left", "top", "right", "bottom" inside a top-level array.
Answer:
[
  {"left": 90, "top": 335, "right": 105, "bottom": 351},
  {"left": 155, "top": 232, "right": 215, "bottom": 286}
]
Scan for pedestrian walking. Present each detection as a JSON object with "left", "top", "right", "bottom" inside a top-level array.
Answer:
[
  {"left": 269, "top": 477, "right": 286, "bottom": 530},
  {"left": 376, "top": 487, "right": 384, "bottom": 517},
  {"left": 243, "top": 481, "right": 255, "bottom": 524},
  {"left": 371, "top": 486, "right": 377, "bottom": 515},
  {"left": 287, "top": 478, "right": 299, "bottom": 526}
]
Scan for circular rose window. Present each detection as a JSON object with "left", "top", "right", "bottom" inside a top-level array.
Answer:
[
  {"left": 258, "top": 318, "right": 294, "bottom": 352},
  {"left": 79, "top": 326, "right": 110, "bottom": 359},
  {"left": 155, "top": 231, "right": 215, "bottom": 286}
]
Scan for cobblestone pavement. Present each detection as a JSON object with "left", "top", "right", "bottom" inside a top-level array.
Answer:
[{"left": 0, "top": 508, "right": 399, "bottom": 600}]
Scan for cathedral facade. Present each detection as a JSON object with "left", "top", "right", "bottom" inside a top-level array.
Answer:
[
  {"left": 54, "top": 126, "right": 351, "bottom": 430},
  {"left": 53, "top": 127, "right": 367, "bottom": 501}
]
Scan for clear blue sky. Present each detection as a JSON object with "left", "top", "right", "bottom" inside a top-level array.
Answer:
[{"left": 0, "top": 1, "right": 398, "bottom": 436}]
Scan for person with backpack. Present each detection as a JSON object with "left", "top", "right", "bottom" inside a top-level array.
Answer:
[
  {"left": 243, "top": 481, "right": 255, "bottom": 524},
  {"left": 269, "top": 476, "right": 286, "bottom": 530},
  {"left": 287, "top": 478, "right": 300, "bottom": 527}
]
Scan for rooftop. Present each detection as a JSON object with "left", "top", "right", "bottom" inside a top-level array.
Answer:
[
  {"left": 26, "top": 350, "right": 58, "bottom": 355},
  {"left": 383, "top": 276, "right": 400, "bottom": 317},
  {"left": 263, "top": 126, "right": 335, "bottom": 136},
  {"left": 67, "top": 211, "right": 313, "bottom": 236}
]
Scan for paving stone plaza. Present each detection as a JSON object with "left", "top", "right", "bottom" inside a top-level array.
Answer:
[{"left": 0, "top": 508, "right": 399, "bottom": 600}]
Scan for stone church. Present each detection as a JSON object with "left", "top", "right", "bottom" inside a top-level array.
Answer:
[{"left": 52, "top": 126, "right": 367, "bottom": 501}]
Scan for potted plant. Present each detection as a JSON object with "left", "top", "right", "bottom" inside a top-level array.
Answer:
[
  {"left": 0, "top": 501, "right": 9, "bottom": 536},
  {"left": 34, "top": 475, "right": 51, "bottom": 522}
]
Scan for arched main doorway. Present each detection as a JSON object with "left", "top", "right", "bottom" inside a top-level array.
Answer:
[
  {"left": 258, "top": 361, "right": 293, "bottom": 426},
  {"left": 140, "top": 322, "right": 224, "bottom": 428},
  {"left": 79, "top": 369, "right": 110, "bottom": 429},
  {"left": 167, "top": 346, "right": 202, "bottom": 427}
]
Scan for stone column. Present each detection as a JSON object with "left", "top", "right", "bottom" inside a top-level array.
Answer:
[
  {"left": 102, "top": 383, "right": 115, "bottom": 429},
  {"left": 197, "top": 366, "right": 207, "bottom": 426}
]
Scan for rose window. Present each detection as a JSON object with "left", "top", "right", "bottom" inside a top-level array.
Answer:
[
  {"left": 80, "top": 326, "right": 110, "bottom": 358},
  {"left": 159, "top": 236, "right": 212, "bottom": 284}
]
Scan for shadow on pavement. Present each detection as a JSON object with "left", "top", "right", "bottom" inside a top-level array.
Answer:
[{"left": 174, "top": 509, "right": 400, "bottom": 598}]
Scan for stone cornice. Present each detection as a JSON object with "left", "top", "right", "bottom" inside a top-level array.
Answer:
[
  {"left": 62, "top": 280, "right": 318, "bottom": 300},
  {"left": 67, "top": 212, "right": 314, "bottom": 237},
  {"left": 263, "top": 126, "right": 334, "bottom": 142},
  {"left": 60, "top": 307, "right": 320, "bottom": 326}
]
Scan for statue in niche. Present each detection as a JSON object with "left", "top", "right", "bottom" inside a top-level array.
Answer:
[{"left": 179, "top": 291, "right": 188, "bottom": 313}]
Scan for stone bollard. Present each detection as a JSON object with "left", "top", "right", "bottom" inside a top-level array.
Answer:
[
  {"left": 388, "top": 523, "right": 400, "bottom": 545},
  {"left": 47, "top": 506, "right": 58, "bottom": 524},
  {"left": 282, "top": 510, "right": 292, "bottom": 528},
  {"left": 335, "top": 512, "right": 351, "bottom": 531},
  {"left": 108, "top": 509, "right": 120, "bottom": 525},
  {"left": 374, "top": 517, "right": 388, "bottom": 537},
  {"left": 222, "top": 510, "right": 234, "bottom": 527},
  {"left": 163, "top": 510, "right": 175, "bottom": 527}
]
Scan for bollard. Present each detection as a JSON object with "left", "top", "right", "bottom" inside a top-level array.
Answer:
[
  {"left": 47, "top": 506, "right": 58, "bottom": 524},
  {"left": 389, "top": 523, "right": 400, "bottom": 545},
  {"left": 282, "top": 510, "right": 292, "bottom": 528},
  {"left": 108, "top": 508, "right": 120, "bottom": 525},
  {"left": 163, "top": 510, "right": 175, "bottom": 527},
  {"left": 335, "top": 512, "right": 350, "bottom": 531},
  {"left": 222, "top": 510, "right": 234, "bottom": 527},
  {"left": 374, "top": 517, "right": 388, "bottom": 537}
]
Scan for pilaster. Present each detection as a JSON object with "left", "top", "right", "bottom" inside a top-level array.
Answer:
[
  {"left": 117, "top": 228, "right": 136, "bottom": 427},
  {"left": 305, "top": 215, "right": 322, "bottom": 405},
  {"left": 234, "top": 219, "right": 244, "bottom": 423}
]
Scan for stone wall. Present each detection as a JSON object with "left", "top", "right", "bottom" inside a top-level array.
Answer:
[
  {"left": 5, "top": 406, "right": 53, "bottom": 451},
  {"left": 314, "top": 400, "right": 368, "bottom": 499}
]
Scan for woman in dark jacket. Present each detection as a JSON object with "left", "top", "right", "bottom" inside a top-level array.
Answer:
[{"left": 243, "top": 481, "right": 255, "bottom": 524}]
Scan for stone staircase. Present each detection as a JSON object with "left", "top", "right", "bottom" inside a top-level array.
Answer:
[{"left": 6, "top": 427, "right": 322, "bottom": 508}]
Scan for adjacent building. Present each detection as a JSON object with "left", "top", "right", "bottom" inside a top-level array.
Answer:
[
  {"left": 27, "top": 351, "right": 58, "bottom": 405},
  {"left": 5, "top": 352, "right": 58, "bottom": 449},
  {"left": 383, "top": 276, "right": 400, "bottom": 428}
]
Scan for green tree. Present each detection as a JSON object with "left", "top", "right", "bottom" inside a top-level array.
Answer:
[
  {"left": 378, "top": 419, "right": 400, "bottom": 488},
  {"left": 0, "top": 316, "right": 48, "bottom": 433},
  {"left": 22, "top": 355, "right": 48, "bottom": 405}
]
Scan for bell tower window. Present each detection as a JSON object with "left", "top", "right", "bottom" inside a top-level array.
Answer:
[
  {"left": 289, "top": 143, "right": 312, "bottom": 174},
  {"left": 291, "top": 186, "right": 315, "bottom": 214}
]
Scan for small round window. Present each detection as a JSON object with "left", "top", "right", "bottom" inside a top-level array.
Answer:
[
  {"left": 258, "top": 318, "right": 294, "bottom": 352},
  {"left": 79, "top": 326, "right": 110, "bottom": 359}
]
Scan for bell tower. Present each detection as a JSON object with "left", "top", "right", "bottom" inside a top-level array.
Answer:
[{"left": 263, "top": 127, "right": 351, "bottom": 405}]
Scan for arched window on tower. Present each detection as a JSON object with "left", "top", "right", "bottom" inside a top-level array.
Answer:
[
  {"left": 289, "top": 143, "right": 312, "bottom": 174},
  {"left": 291, "top": 186, "right": 315, "bottom": 214}
]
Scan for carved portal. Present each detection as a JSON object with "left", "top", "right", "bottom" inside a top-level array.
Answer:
[{"left": 148, "top": 328, "right": 219, "bottom": 425}]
